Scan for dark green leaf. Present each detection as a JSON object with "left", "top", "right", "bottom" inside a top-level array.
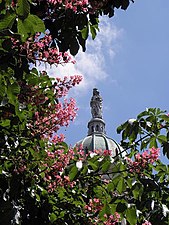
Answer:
[
  {"left": 116, "top": 121, "right": 128, "bottom": 134},
  {"left": 9, "top": 82, "right": 20, "bottom": 95},
  {"left": 121, "top": 0, "right": 130, "bottom": 10},
  {"left": 70, "top": 37, "right": 79, "bottom": 56},
  {"left": 162, "top": 142, "right": 169, "bottom": 159},
  {"left": 132, "top": 182, "right": 143, "bottom": 200},
  {"left": 116, "top": 202, "right": 127, "bottom": 213},
  {"left": 69, "top": 165, "right": 78, "bottom": 181},
  {"left": 0, "top": 14, "right": 16, "bottom": 30},
  {"left": 17, "top": 0, "right": 30, "bottom": 19},
  {"left": 77, "top": 33, "right": 86, "bottom": 52}
]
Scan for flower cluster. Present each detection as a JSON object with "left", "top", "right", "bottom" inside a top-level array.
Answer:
[
  {"left": 103, "top": 213, "right": 121, "bottom": 225},
  {"left": 32, "top": 97, "right": 77, "bottom": 137},
  {"left": 55, "top": 75, "right": 82, "bottom": 98},
  {"left": 9, "top": 0, "right": 115, "bottom": 14},
  {"left": 12, "top": 33, "right": 76, "bottom": 66},
  {"left": 44, "top": 147, "right": 76, "bottom": 192},
  {"left": 126, "top": 147, "right": 160, "bottom": 173},
  {"left": 18, "top": 75, "right": 82, "bottom": 137},
  {"left": 142, "top": 221, "right": 152, "bottom": 225},
  {"left": 89, "top": 0, "right": 109, "bottom": 11},
  {"left": 44, "top": 0, "right": 112, "bottom": 13},
  {"left": 47, "top": 0, "right": 88, "bottom": 12},
  {"left": 51, "top": 134, "right": 65, "bottom": 144},
  {"left": 85, "top": 199, "right": 120, "bottom": 225},
  {"left": 84, "top": 198, "right": 102, "bottom": 214}
]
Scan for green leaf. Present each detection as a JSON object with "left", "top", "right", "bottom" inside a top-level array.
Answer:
[
  {"left": 77, "top": 33, "right": 86, "bottom": 52},
  {"left": 101, "top": 160, "right": 111, "bottom": 173},
  {"left": 69, "top": 165, "right": 78, "bottom": 181},
  {"left": 10, "top": 82, "right": 20, "bottom": 94},
  {"left": 81, "top": 26, "right": 89, "bottom": 40},
  {"left": 132, "top": 183, "right": 143, "bottom": 200},
  {"left": 107, "top": 182, "right": 115, "bottom": 192},
  {"left": 17, "top": 14, "right": 45, "bottom": 41},
  {"left": 81, "top": 164, "right": 88, "bottom": 175},
  {"left": 0, "top": 119, "right": 10, "bottom": 127},
  {"left": 35, "top": 194, "right": 40, "bottom": 202},
  {"left": 122, "top": 123, "right": 131, "bottom": 140},
  {"left": 90, "top": 25, "right": 96, "bottom": 40},
  {"left": 149, "top": 136, "right": 158, "bottom": 148},
  {"left": 141, "top": 138, "right": 150, "bottom": 150},
  {"left": 7, "top": 82, "right": 20, "bottom": 105},
  {"left": 0, "top": 84, "right": 6, "bottom": 98},
  {"left": 49, "top": 213, "right": 57, "bottom": 223},
  {"left": 17, "top": 0, "right": 30, "bottom": 19},
  {"left": 160, "top": 114, "right": 169, "bottom": 122},
  {"left": 126, "top": 207, "right": 137, "bottom": 225},
  {"left": 101, "top": 202, "right": 111, "bottom": 216},
  {"left": 157, "top": 135, "right": 167, "bottom": 143},
  {"left": 88, "top": 160, "right": 98, "bottom": 171},
  {"left": 116, "top": 177, "right": 125, "bottom": 194},
  {"left": 117, "top": 121, "right": 128, "bottom": 134},
  {"left": 129, "top": 122, "right": 139, "bottom": 142},
  {"left": 0, "top": 14, "right": 16, "bottom": 30}
]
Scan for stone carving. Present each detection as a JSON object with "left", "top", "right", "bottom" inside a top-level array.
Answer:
[{"left": 90, "top": 88, "right": 103, "bottom": 119}]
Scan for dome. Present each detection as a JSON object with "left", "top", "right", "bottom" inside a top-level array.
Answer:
[
  {"left": 75, "top": 88, "right": 125, "bottom": 158},
  {"left": 76, "top": 132, "right": 123, "bottom": 158}
]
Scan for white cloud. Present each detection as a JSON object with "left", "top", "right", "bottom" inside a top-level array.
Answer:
[{"left": 39, "top": 17, "right": 123, "bottom": 96}]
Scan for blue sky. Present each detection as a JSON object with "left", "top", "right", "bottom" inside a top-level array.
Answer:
[{"left": 44, "top": 0, "right": 169, "bottom": 152}]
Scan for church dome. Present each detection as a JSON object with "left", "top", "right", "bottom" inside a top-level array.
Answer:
[{"left": 75, "top": 88, "right": 124, "bottom": 158}]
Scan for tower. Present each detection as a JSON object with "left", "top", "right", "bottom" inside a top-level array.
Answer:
[{"left": 75, "top": 88, "right": 124, "bottom": 158}]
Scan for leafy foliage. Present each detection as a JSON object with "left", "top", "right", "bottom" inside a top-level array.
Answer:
[{"left": 0, "top": 1, "right": 169, "bottom": 225}]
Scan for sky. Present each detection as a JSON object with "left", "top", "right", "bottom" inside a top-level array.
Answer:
[{"left": 41, "top": 0, "right": 169, "bottom": 154}]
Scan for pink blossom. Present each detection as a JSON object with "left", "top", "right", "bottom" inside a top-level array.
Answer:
[
  {"left": 126, "top": 148, "right": 160, "bottom": 174},
  {"left": 103, "top": 150, "right": 112, "bottom": 156},
  {"left": 142, "top": 221, "right": 152, "bottom": 225}
]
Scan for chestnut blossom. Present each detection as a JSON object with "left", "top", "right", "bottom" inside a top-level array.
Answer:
[
  {"left": 18, "top": 75, "right": 82, "bottom": 138},
  {"left": 103, "top": 212, "right": 120, "bottom": 225},
  {"left": 142, "top": 221, "right": 152, "bottom": 225},
  {"left": 85, "top": 198, "right": 120, "bottom": 225},
  {"left": 84, "top": 198, "right": 102, "bottom": 214},
  {"left": 11, "top": 33, "right": 76, "bottom": 66},
  {"left": 45, "top": 147, "right": 76, "bottom": 192},
  {"left": 47, "top": 0, "right": 88, "bottom": 12},
  {"left": 51, "top": 134, "right": 65, "bottom": 144},
  {"left": 126, "top": 147, "right": 160, "bottom": 173}
]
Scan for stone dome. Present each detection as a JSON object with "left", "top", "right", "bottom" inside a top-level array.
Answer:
[{"left": 75, "top": 88, "right": 125, "bottom": 158}]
